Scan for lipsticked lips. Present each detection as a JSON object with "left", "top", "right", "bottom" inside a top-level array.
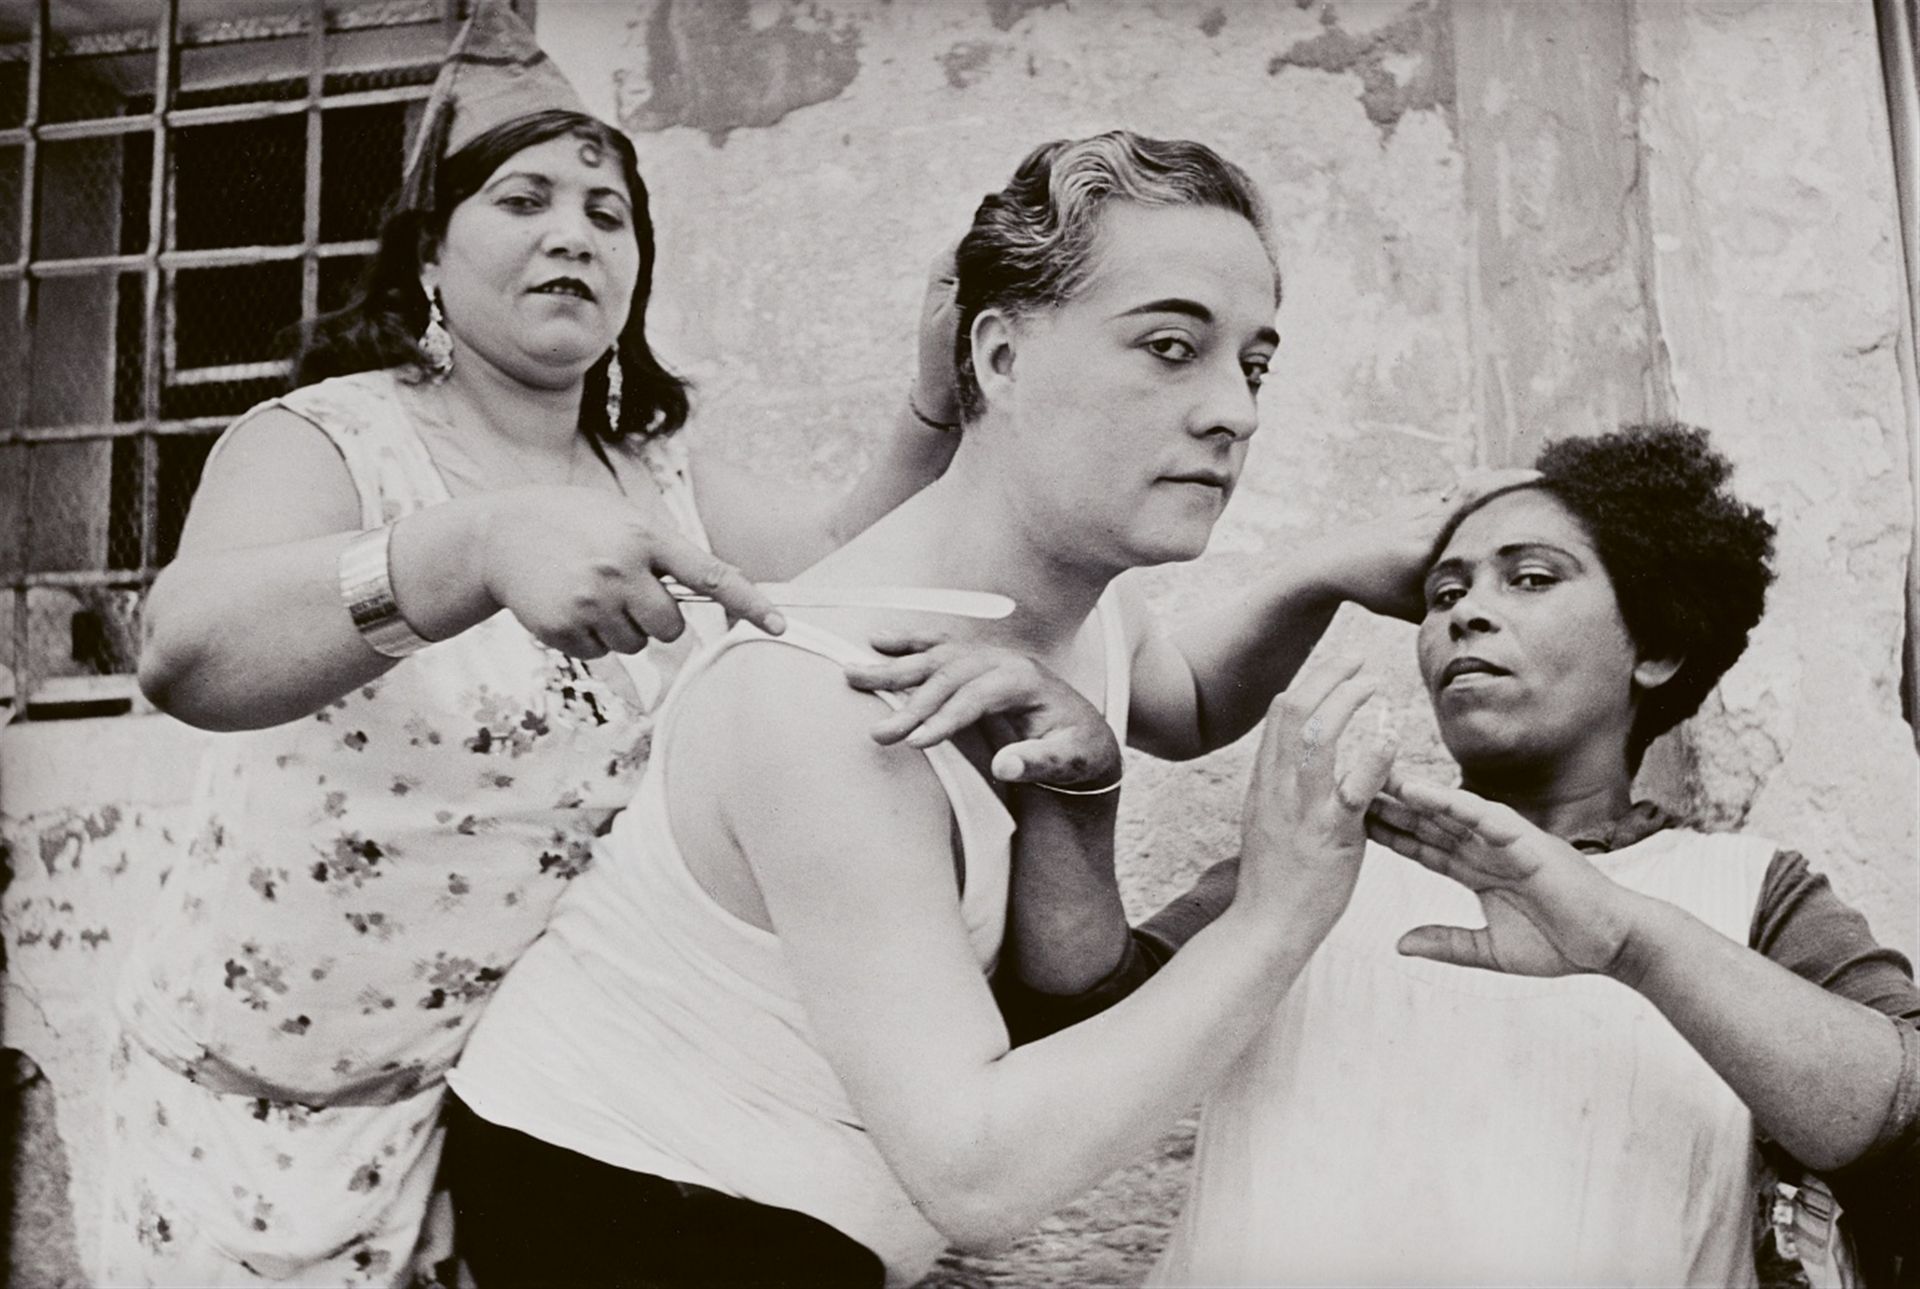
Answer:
[{"left": 530, "top": 276, "right": 594, "bottom": 301}]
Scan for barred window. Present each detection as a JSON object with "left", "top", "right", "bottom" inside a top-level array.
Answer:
[{"left": 0, "top": 0, "right": 492, "bottom": 721}]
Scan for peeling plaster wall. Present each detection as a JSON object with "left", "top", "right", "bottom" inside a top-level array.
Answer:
[
  {"left": 3, "top": 2, "right": 1915, "bottom": 1285},
  {"left": 1627, "top": 1, "right": 1920, "bottom": 945}
]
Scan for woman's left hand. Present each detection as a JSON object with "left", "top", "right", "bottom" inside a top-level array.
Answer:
[
  {"left": 845, "top": 632, "right": 1120, "bottom": 789},
  {"left": 1309, "top": 468, "right": 1538, "bottom": 621},
  {"left": 1365, "top": 777, "right": 1648, "bottom": 977}
]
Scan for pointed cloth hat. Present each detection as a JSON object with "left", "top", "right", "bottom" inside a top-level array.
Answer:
[{"left": 399, "top": 0, "right": 590, "bottom": 210}]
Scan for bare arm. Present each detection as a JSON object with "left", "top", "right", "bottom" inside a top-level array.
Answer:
[
  {"left": 689, "top": 412, "right": 958, "bottom": 582},
  {"left": 690, "top": 646, "right": 1385, "bottom": 1249},
  {"left": 844, "top": 631, "right": 1131, "bottom": 998},
  {"left": 141, "top": 409, "right": 778, "bottom": 731},
  {"left": 1131, "top": 470, "right": 1539, "bottom": 760},
  {"left": 1369, "top": 779, "right": 1906, "bottom": 1171},
  {"left": 690, "top": 248, "right": 962, "bottom": 580}
]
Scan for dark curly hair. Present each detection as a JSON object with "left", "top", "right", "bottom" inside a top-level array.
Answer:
[
  {"left": 951, "top": 130, "right": 1279, "bottom": 423},
  {"left": 1437, "top": 424, "right": 1777, "bottom": 769},
  {"left": 295, "top": 109, "right": 688, "bottom": 442}
]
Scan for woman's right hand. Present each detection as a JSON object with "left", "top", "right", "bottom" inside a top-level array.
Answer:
[
  {"left": 1234, "top": 655, "right": 1393, "bottom": 935},
  {"left": 473, "top": 486, "right": 785, "bottom": 658}
]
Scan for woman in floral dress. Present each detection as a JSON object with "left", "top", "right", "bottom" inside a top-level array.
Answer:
[{"left": 102, "top": 3, "right": 959, "bottom": 1284}]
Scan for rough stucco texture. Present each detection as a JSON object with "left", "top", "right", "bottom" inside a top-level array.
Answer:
[{"left": 3, "top": 2, "right": 1915, "bottom": 1287}]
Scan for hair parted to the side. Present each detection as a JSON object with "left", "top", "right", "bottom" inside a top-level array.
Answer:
[
  {"left": 295, "top": 108, "right": 689, "bottom": 442},
  {"left": 1436, "top": 424, "right": 1778, "bottom": 770},
  {"left": 951, "top": 129, "right": 1279, "bottom": 423}
]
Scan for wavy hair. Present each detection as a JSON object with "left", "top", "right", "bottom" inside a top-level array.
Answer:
[
  {"left": 295, "top": 108, "right": 689, "bottom": 441},
  {"left": 951, "top": 130, "right": 1279, "bottom": 423}
]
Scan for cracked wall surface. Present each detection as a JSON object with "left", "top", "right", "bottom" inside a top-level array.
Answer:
[{"left": 5, "top": 2, "right": 1915, "bottom": 1285}]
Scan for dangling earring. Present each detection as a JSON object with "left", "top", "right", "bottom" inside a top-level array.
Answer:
[
  {"left": 604, "top": 349, "right": 624, "bottom": 431},
  {"left": 419, "top": 290, "right": 453, "bottom": 379}
]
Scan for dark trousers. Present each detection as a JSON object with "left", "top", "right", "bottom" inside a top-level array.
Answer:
[{"left": 443, "top": 1094, "right": 886, "bottom": 1288}]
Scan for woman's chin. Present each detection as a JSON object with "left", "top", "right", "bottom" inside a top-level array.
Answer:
[{"left": 1122, "top": 519, "right": 1222, "bottom": 568}]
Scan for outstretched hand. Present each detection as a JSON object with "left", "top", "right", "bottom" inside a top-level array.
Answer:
[
  {"left": 1365, "top": 777, "right": 1645, "bottom": 978},
  {"left": 845, "top": 631, "right": 1121, "bottom": 789}
]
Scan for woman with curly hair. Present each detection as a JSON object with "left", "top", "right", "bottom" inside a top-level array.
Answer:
[{"left": 1128, "top": 424, "right": 1920, "bottom": 1286}]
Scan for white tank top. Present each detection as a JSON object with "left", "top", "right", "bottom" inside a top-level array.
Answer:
[
  {"left": 453, "top": 592, "right": 1132, "bottom": 1286},
  {"left": 1152, "top": 828, "right": 1776, "bottom": 1287}
]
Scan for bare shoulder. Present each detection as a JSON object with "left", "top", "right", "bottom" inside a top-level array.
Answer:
[
  {"left": 174, "top": 405, "right": 360, "bottom": 557},
  {"left": 670, "top": 635, "right": 954, "bottom": 879}
]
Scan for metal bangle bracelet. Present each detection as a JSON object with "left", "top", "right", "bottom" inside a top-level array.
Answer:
[
  {"left": 338, "top": 524, "right": 434, "bottom": 659},
  {"left": 1028, "top": 774, "right": 1123, "bottom": 797},
  {"left": 908, "top": 389, "right": 961, "bottom": 432}
]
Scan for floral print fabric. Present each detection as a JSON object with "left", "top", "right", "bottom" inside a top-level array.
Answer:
[{"left": 102, "top": 370, "right": 705, "bottom": 1285}]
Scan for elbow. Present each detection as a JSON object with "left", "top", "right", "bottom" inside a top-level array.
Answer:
[
  {"left": 918, "top": 1188, "right": 1024, "bottom": 1255},
  {"left": 137, "top": 609, "right": 251, "bottom": 732},
  {"left": 905, "top": 1156, "right": 1048, "bottom": 1253},
  {"left": 136, "top": 622, "right": 194, "bottom": 720},
  {"left": 138, "top": 641, "right": 235, "bottom": 732}
]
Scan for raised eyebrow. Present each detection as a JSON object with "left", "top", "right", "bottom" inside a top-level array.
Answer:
[
  {"left": 1423, "top": 555, "right": 1470, "bottom": 591},
  {"left": 1496, "top": 541, "right": 1586, "bottom": 569},
  {"left": 486, "top": 169, "right": 553, "bottom": 192},
  {"left": 1115, "top": 297, "right": 1214, "bottom": 326},
  {"left": 1115, "top": 299, "right": 1280, "bottom": 350}
]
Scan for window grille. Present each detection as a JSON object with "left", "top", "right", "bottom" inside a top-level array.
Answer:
[{"left": 0, "top": 0, "right": 478, "bottom": 720}]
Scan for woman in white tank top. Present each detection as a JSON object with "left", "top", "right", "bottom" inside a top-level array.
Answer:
[{"left": 447, "top": 130, "right": 1426, "bottom": 1287}]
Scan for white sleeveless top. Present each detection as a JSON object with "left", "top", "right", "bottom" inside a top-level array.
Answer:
[
  {"left": 1152, "top": 828, "right": 1776, "bottom": 1288},
  {"left": 453, "top": 593, "right": 1131, "bottom": 1286}
]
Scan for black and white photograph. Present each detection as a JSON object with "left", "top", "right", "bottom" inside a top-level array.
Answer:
[{"left": 1, "top": 1, "right": 1916, "bottom": 1285}]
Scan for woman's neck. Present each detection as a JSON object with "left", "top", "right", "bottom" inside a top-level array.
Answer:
[
  {"left": 1458, "top": 756, "right": 1635, "bottom": 841},
  {"left": 814, "top": 435, "right": 1115, "bottom": 657},
  {"left": 440, "top": 350, "right": 584, "bottom": 455}
]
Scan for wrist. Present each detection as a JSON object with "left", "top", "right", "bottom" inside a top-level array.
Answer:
[
  {"left": 1598, "top": 888, "right": 1677, "bottom": 989},
  {"left": 907, "top": 387, "right": 960, "bottom": 433},
  {"left": 1213, "top": 898, "right": 1327, "bottom": 982},
  {"left": 339, "top": 523, "right": 433, "bottom": 657}
]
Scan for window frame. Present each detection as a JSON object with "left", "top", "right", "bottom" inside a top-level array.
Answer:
[{"left": 0, "top": 0, "right": 464, "bottom": 719}]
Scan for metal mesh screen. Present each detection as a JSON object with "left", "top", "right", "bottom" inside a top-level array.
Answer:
[{"left": 0, "top": 0, "right": 459, "bottom": 719}]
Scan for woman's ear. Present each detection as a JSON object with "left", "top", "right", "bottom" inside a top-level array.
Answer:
[
  {"left": 969, "top": 307, "right": 1019, "bottom": 410},
  {"left": 1633, "top": 655, "right": 1683, "bottom": 692}
]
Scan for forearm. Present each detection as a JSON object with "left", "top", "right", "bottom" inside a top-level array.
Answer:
[
  {"left": 1620, "top": 896, "right": 1907, "bottom": 1170},
  {"left": 822, "top": 406, "right": 958, "bottom": 549},
  {"left": 1162, "top": 561, "right": 1342, "bottom": 758},
  {"left": 996, "top": 855, "right": 1240, "bottom": 1045},
  {"left": 140, "top": 498, "right": 498, "bottom": 730},
  {"left": 1000, "top": 785, "right": 1128, "bottom": 996},
  {"left": 915, "top": 904, "right": 1320, "bottom": 1248}
]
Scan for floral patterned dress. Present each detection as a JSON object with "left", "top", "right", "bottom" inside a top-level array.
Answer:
[{"left": 100, "top": 369, "right": 711, "bottom": 1286}]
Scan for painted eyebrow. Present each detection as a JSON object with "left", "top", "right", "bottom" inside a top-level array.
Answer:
[
  {"left": 486, "top": 172, "right": 632, "bottom": 208},
  {"left": 1114, "top": 298, "right": 1280, "bottom": 349},
  {"left": 1423, "top": 542, "right": 1586, "bottom": 590}
]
